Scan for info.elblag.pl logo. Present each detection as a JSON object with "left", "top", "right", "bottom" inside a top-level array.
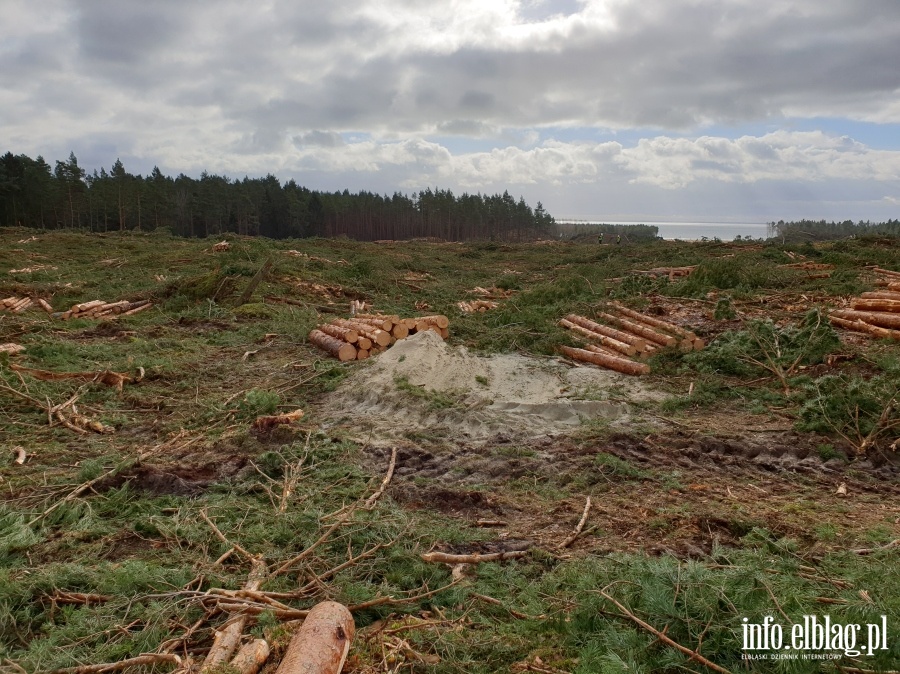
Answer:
[{"left": 742, "top": 615, "right": 890, "bottom": 660}]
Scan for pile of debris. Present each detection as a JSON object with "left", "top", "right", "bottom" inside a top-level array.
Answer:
[
  {"left": 309, "top": 313, "right": 450, "bottom": 361},
  {"left": 52, "top": 299, "right": 153, "bottom": 321},
  {"left": 780, "top": 261, "right": 834, "bottom": 279},
  {"left": 630, "top": 265, "right": 697, "bottom": 281},
  {"left": 458, "top": 300, "right": 498, "bottom": 313},
  {"left": 559, "top": 302, "right": 703, "bottom": 376},
  {"left": 830, "top": 270, "right": 900, "bottom": 340}
]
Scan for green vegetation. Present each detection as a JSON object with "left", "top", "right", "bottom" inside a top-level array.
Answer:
[{"left": 1, "top": 228, "right": 898, "bottom": 672}]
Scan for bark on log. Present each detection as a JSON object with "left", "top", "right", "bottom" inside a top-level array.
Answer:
[
  {"left": 37, "top": 298, "right": 54, "bottom": 313},
  {"left": 439, "top": 327, "right": 449, "bottom": 340},
  {"left": 850, "top": 298, "right": 900, "bottom": 313},
  {"left": 564, "top": 314, "right": 648, "bottom": 352},
  {"left": 308, "top": 329, "right": 358, "bottom": 361},
  {"left": 829, "top": 316, "right": 900, "bottom": 340},
  {"left": 594, "top": 311, "right": 677, "bottom": 347},
  {"left": 585, "top": 343, "right": 624, "bottom": 358},
  {"left": 12, "top": 299, "right": 33, "bottom": 313},
  {"left": 116, "top": 303, "right": 153, "bottom": 318},
  {"left": 859, "top": 291, "right": 900, "bottom": 302},
  {"left": 354, "top": 316, "right": 393, "bottom": 331},
  {"left": 608, "top": 302, "right": 697, "bottom": 340},
  {"left": 559, "top": 345, "right": 650, "bottom": 376},
  {"left": 888, "top": 282, "right": 900, "bottom": 292},
  {"left": 559, "top": 318, "right": 636, "bottom": 356},
  {"left": 868, "top": 266, "right": 900, "bottom": 278},
  {"left": 230, "top": 639, "right": 270, "bottom": 674},
  {"left": 274, "top": 601, "right": 354, "bottom": 674},
  {"left": 831, "top": 308, "right": 900, "bottom": 330},
  {"left": 317, "top": 323, "right": 359, "bottom": 344},
  {"left": 1, "top": 296, "right": 18, "bottom": 307}
]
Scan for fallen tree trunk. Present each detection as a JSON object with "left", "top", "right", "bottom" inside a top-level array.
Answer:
[
  {"left": 559, "top": 345, "right": 650, "bottom": 376},
  {"left": 308, "top": 329, "right": 358, "bottom": 361},
  {"left": 564, "top": 314, "right": 649, "bottom": 352},
  {"left": 850, "top": 298, "right": 900, "bottom": 313},
  {"left": 317, "top": 323, "right": 359, "bottom": 344},
  {"left": 71, "top": 300, "right": 106, "bottom": 314},
  {"left": 594, "top": 311, "right": 677, "bottom": 347},
  {"left": 831, "top": 309, "right": 900, "bottom": 330},
  {"left": 559, "top": 318, "right": 636, "bottom": 357},
  {"left": 274, "top": 601, "right": 354, "bottom": 674},
  {"left": 829, "top": 316, "right": 900, "bottom": 340}
]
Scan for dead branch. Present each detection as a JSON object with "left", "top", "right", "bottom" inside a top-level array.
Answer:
[
  {"left": 852, "top": 539, "right": 900, "bottom": 555},
  {"left": 229, "top": 639, "right": 270, "bottom": 674},
  {"left": 200, "top": 510, "right": 255, "bottom": 562},
  {"left": 365, "top": 447, "right": 397, "bottom": 509},
  {"left": 271, "top": 506, "right": 356, "bottom": 577},
  {"left": 471, "top": 593, "right": 543, "bottom": 620},
  {"left": 44, "top": 654, "right": 181, "bottom": 674},
  {"left": 598, "top": 588, "right": 732, "bottom": 674},
  {"left": 558, "top": 497, "right": 591, "bottom": 549},
  {"left": 421, "top": 550, "right": 528, "bottom": 564}
]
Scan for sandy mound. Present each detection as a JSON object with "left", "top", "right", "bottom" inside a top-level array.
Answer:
[{"left": 321, "top": 331, "right": 659, "bottom": 444}]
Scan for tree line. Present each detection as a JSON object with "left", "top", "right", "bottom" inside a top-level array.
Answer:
[
  {"left": 0, "top": 151, "right": 555, "bottom": 241},
  {"left": 769, "top": 219, "right": 900, "bottom": 242}
]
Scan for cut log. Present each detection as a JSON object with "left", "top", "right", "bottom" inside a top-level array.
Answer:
[
  {"left": 0, "top": 343, "right": 25, "bottom": 355},
  {"left": 559, "top": 345, "right": 650, "bottom": 376},
  {"left": 564, "top": 314, "right": 649, "bottom": 352},
  {"left": 392, "top": 323, "right": 409, "bottom": 339},
  {"left": 594, "top": 311, "right": 677, "bottom": 347},
  {"left": 12, "top": 298, "right": 33, "bottom": 313},
  {"left": 585, "top": 343, "right": 622, "bottom": 358},
  {"left": 559, "top": 318, "right": 636, "bottom": 357},
  {"left": 308, "top": 329, "right": 358, "bottom": 361},
  {"left": 439, "top": 327, "right": 449, "bottom": 340},
  {"left": 353, "top": 316, "right": 393, "bottom": 331},
  {"left": 274, "top": 601, "right": 354, "bottom": 674},
  {"left": 335, "top": 319, "right": 391, "bottom": 346},
  {"left": 356, "top": 336, "right": 373, "bottom": 351},
  {"left": 608, "top": 302, "right": 697, "bottom": 340},
  {"left": 34, "top": 298, "right": 52, "bottom": 313},
  {"left": 402, "top": 318, "right": 418, "bottom": 329},
  {"left": 230, "top": 639, "right": 270, "bottom": 674},
  {"left": 317, "top": 323, "right": 359, "bottom": 344},
  {"left": 421, "top": 550, "right": 528, "bottom": 564},
  {"left": 831, "top": 309, "right": 900, "bottom": 330},
  {"left": 356, "top": 348, "right": 370, "bottom": 360},
  {"left": 859, "top": 291, "right": 900, "bottom": 302},
  {"left": 888, "top": 282, "right": 900, "bottom": 292},
  {"left": 236, "top": 257, "right": 273, "bottom": 306},
  {"left": 71, "top": 300, "right": 106, "bottom": 313},
  {"left": 116, "top": 302, "right": 153, "bottom": 318},
  {"left": 829, "top": 316, "right": 900, "bottom": 340},
  {"left": 1, "top": 296, "right": 18, "bottom": 307},
  {"left": 415, "top": 320, "right": 441, "bottom": 333},
  {"left": 868, "top": 266, "right": 900, "bottom": 278},
  {"left": 417, "top": 314, "right": 449, "bottom": 329},
  {"left": 850, "top": 298, "right": 900, "bottom": 314}
]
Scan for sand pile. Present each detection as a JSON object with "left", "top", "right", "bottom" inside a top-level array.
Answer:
[{"left": 321, "top": 331, "right": 659, "bottom": 443}]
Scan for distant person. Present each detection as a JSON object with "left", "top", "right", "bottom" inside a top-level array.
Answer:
[
  {"left": 616, "top": 234, "right": 621, "bottom": 245},
  {"left": 598, "top": 233, "right": 604, "bottom": 244}
]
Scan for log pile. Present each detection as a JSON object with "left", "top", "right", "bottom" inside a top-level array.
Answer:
[
  {"left": 309, "top": 313, "right": 450, "bottom": 361},
  {"left": 1, "top": 296, "right": 39, "bottom": 313},
  {"left": 780, "top": 261, "right": 834, "bottom": 279},
  {"left": 830, "top": 280, "right": 900, "bottom": 340},
  {"left": 867, "top": 266, "right": 900, "bottom": 287},
  {"left": 558, "top": 303, "right": 704, "bottom": 375},
  {"left": 630, "top": 266, "right": 697, "bottom": 281},
  {"left": 212, "top": 240, "right": 231, "bottom": 252},
  {"left": 458, "top": 300, "right": 499, "bottom": 313},
  {"left": 51, "top": 299, "right": 153, "bottom": 321}
]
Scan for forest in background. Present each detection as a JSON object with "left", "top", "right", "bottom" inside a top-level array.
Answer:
[
  {"left": 770, "top": 218, "right": 900, "bottom": 242},
  {"left": 0, "top": 151, "right": 555, "bottom": 241}
]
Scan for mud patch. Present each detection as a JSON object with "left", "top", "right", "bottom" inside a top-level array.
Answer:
[
  {"left": 96, "top": 456, "right": 249, "bottom": 496},
  {"left": 322, "top": 331, "right": 659, "bottom": 443}
]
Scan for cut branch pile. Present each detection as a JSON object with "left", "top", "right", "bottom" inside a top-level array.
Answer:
[
  {"left": 558, "top": 303, "right": 704, "bottom": 376},
  {"left": 829, "top": 280, "right": 900, "bottom": 341},
  {"left": 51, "top": 299, "right": 153, "bottom": 321},
  {"left": 309, "top": 314, "right": 450, "bottom": 361}
]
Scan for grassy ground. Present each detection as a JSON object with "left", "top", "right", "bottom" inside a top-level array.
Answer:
[{"left": 1, "top": 228, "right": 899, "bottom": 673}]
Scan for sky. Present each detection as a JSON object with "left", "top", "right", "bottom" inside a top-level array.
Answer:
[{"left": 2, "top": 0, "right": 900, "bottom": 224}]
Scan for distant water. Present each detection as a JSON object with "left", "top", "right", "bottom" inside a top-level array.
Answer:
[{"left": 562, "top": 221, "right": 771, "bottom": 241}]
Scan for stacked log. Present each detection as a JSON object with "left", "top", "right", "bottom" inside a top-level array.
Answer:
[
  {"left": 558, "top": 305, "right": 704, "bottom": 375},
  {"left": 630, "top": 266, "right": 697, "bottom": 281},
  {"left": 51, "top": 299, "right": 153, "bottom": 320},
  {"left": 1, "top": 296, "right": 34, "bottom": 313},
  {"left": 309, "top": 313, "right": 450, "bottom": 360},
  {"left": 829, "top": 279, "right": 900, "bottom": 340}
]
